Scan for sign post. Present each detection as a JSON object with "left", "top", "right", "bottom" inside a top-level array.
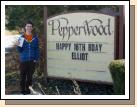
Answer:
[
  {"left": 43, "top": 6, "right": 48, "bottom": 84},
  {"left": 118, "top": 5, "right": 125, "bottom": 59}
]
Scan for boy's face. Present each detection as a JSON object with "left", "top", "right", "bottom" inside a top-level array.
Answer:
[{"left": 25, "top": 24, "right": 33, "bottom": 33}]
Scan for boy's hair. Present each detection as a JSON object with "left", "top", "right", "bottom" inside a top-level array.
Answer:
[{"left": 25, "top": 20, "right": 33, "bottom": 27}]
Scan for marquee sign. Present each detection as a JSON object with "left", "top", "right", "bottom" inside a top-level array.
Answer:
[{"left": 47, "top": 12, "right": 115, "bottom": 83}]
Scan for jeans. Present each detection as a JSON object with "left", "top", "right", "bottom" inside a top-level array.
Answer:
[{"left": 20, "top": 60, "right": 35, "bottom": 94}]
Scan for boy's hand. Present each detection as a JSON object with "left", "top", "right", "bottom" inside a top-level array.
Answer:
[
  {"left": 15, "top": 40, "right": 20, "bottom": 46},
  {"left": 12, "top": 40, "right": 20, "bottom": 47}
]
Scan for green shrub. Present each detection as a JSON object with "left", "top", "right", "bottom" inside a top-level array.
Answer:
[{"left": 109, "top": 59, "right": 125, "bottom": 95}]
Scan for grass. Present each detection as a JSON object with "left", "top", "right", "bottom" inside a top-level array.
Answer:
[{"left": 5, "top": 70, "right": 114, "bottom": 95}]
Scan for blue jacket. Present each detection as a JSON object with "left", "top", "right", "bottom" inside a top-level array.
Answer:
[{"left": 17, "top": 34, "right": 40, "bottom": 62}]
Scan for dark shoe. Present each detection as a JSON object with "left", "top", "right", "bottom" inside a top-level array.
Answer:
[
  {"left": 20, "top": 91, "right": 26, "bottom": 95},
  {"left": 25, "top": 89, "right": 31, "bottom": 94}
]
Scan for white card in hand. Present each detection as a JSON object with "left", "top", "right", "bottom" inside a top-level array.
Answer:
[{"left": 18, "top": 37, "right": 24, "bottom": 47}]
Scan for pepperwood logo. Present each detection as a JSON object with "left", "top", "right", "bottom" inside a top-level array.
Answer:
[{"left": 48, "top": 18, "right": 113, "bottom": 41}]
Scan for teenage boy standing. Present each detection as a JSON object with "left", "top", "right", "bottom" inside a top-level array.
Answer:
[{"left": 17, "top": 21, "right": 40, "bottom": 95}]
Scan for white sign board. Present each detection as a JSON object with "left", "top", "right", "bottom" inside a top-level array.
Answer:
[{"left": 47, "top": 12, "right": 115, "bottom": 83}]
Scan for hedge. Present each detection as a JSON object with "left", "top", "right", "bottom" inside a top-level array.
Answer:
[{"left": 109, "top": 59, "right": 125, "bottom": 95}]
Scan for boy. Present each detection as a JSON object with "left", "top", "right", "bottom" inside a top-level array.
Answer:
[{"left": 16, "top": 21, "right": 40, "bottom": 95}]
